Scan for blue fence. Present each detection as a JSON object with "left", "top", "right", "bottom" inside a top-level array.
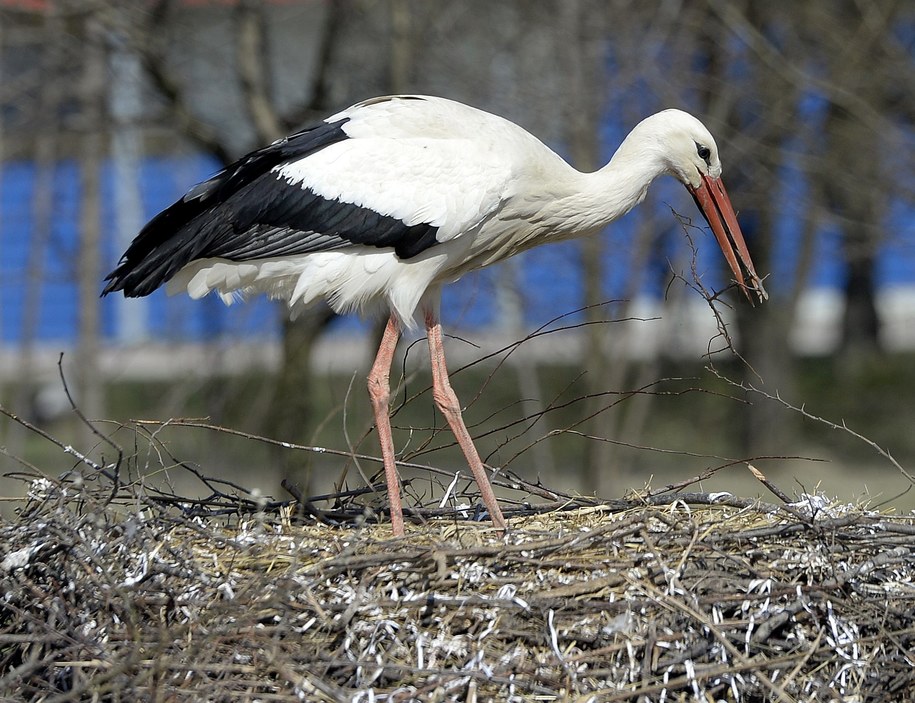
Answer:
[{"left": 1, "top": 154, "right": 913, "bottom": 345}]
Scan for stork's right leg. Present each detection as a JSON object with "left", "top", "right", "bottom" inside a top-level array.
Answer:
[
  {"left": 366, "top": 314, "right": 405, "bottom": 536},
  {"left": 424, "top": 309, "right": 507, "bottom": 533}
]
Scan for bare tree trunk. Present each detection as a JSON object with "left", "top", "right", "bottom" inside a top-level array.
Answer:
[
  {"left": 700, "top": 1, "right": 798, "bottom": 458},
  {"left": 270, "top": 307, "right": 336, "bottom": 486},
  {"left": 0, "top": 19, "right": 4, "bottom": 372},
  {"left": 823, "top": 104, "right": 882, "bottom": 361},
  {"left": 812, "top": 1, "right": 891, "bottom": 365},
  {"left": 236, "top": 0, "right": 283, "bottom": 140},
  {"left": 498, "top": 258, "right": 555, "bottom": 479},
  {"left": 76, "top": 19, "right": 106, "bottom": 438},
  {"left": 388, "top": 0, "right": 412, "bottom": 93},
  {"left": 109, "top": 21, "right": 147, "bottom": 344},
  {"left": 6, "top": 9, "right": 63, "bottom": 455},
  {"left": 561, "top": 0, "right": 612, "bottom": 495},
  {"left": 230, "top": 1, "right": 344, "bottom": 488}
]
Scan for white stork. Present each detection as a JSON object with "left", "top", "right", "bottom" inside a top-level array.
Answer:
[{"left": 104, "top": 95, "right": 767, "bottom": 537}]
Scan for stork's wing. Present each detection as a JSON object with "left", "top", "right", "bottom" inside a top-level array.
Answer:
[{"left": 103, "top": 115, "right": 512, "bottom": 298}]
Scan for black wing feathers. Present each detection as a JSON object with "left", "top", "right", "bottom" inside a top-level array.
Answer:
[
  {"left": 103, "top": 116, "right": 443, "bottom": 299},
  {"left": 103, "top": 119, "right": 353, "bottom": 297}
]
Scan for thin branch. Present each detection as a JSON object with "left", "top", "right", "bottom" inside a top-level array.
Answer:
[
  {"left": 707, "top": 365, "right": 915, "bottom": 486},
  {"left": 134, "top": 0, "right": 233, "bottom": 163}
]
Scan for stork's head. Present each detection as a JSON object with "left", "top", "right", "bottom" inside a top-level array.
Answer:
[{"left": 640, "top": 109, "right": 768, "bottom": 303}]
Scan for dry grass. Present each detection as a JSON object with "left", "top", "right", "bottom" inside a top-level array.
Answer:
[{"left": 2, "top": 454, "right": 914, "bottom": 702}]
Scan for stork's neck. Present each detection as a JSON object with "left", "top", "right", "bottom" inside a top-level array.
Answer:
[{"left": 540, "top": 129, "right": 668, "bottom": 237}]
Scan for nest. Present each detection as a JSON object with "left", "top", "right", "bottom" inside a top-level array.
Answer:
[{"left": 2, "top": 459, "right": 914, "bottom": 703}]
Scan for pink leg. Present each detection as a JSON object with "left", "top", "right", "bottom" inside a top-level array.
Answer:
[
  {"left": 425, "top": 309, "right": 507, "bottom": 533},
  {"left": 366, "top": 314, "right": 405, "bottom": 536}
]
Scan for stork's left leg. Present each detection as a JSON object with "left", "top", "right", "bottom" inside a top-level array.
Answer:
[
  {"left": 367, "top": 314, "right": 406, "bottom": 536},
  {"left": 424, "top": 309, "right": 507, "bottom": 532}
]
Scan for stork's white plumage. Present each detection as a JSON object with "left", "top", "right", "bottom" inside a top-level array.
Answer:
[{"left": 104, "top": 95, "right": 767, "bottom": 536}]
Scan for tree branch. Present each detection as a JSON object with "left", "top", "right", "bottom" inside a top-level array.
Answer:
[{"left": 235, "top": 0, "right": 282, "bottom": 143}]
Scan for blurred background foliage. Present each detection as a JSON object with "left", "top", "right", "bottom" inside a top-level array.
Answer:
[{"left": 0, "top": 0, "right": 913, "bottom": 509}]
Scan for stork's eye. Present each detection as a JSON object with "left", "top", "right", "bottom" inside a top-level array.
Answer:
[{"left": 696, "top": 144, "right": 711, "bottom": 163}]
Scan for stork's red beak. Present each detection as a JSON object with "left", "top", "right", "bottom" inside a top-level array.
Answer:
[{"left": 688, "top": 175, "right": 768, "bottom": 303}]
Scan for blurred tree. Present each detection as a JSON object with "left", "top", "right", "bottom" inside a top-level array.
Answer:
[
  {"left": 824, "top": 102, "right": 882, "bottom": 359},
  {"left": 560, "top": 0, "right": 611, "bottom": 493},
  {"left": 122, "top": 0, "right": 354, "bottom": 489},
  {"left": 699, "top": 1, "right": 804, "bottom": 456},
  {"left": 4, "top": 5, "right": 65, "bottom": 457},
  {"left": 76, "top": 15, "right": 105, "bottom": 438},
  {"left": 810, "top": 0, "right": 903, "bottom": 360},
  {"left": 703, "top": 0, "right": 914, "bottom": 452}
]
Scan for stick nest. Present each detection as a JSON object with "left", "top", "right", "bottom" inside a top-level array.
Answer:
[{"left": 2, "top": 471, "right": 914, "bottom": 702}]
